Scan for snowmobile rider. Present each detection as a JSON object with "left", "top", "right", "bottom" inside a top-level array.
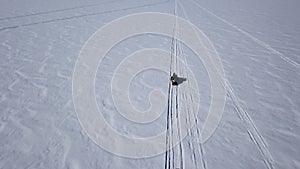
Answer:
[{"left": 171, "top": 73, "right": 178, "bottom": 86}]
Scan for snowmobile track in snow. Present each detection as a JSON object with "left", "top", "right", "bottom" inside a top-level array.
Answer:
[
  {"left": 175, "top": 87, "right": 184, "bottom": 169},
  {"left": 226, "top": 82, "right": 275, "bottom": 169},
  {"left": 0, "top": 0, "right": 171, "bottom": 31},
  {"left": 0, "top": 0, "right": 120, "bottom": 21},
  {"left": 165, "top": 85, "right": 185, "bottom": 169},
  {"left": 165, "top": 85, "right": 184, "bottom": 169},
  {"left": 164, "top": 6, "right": 186, "bottom": 166},
  {"left": 190, "top": 0, "right": 300, "bottom": 70},
  {"left": 177, "top": 2, "right": 208, "bottom": 169},
  {"left": 188, "top": 0, "right": 276, "bottom": 168},
  {"left": 164, "top": 83, "right": 172, "bottom": 169},
  {"left": 179, "top": 1, "right": 275, "bottom": 168}
]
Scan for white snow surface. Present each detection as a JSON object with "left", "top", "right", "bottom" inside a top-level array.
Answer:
[{"left": 0, "top": 0, "right": 299, "bottom": 169}]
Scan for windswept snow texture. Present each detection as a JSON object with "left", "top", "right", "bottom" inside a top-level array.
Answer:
[{"left": 0, "top": 0, "right": 300, "bottom": 169}]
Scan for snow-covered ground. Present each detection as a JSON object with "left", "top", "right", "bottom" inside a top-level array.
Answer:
[{"left": 0, "top": 0, "right": 299, "bottom": 169}]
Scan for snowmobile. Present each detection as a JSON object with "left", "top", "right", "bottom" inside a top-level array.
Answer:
[{"left": 170, "top": 73, "right": 179, "bottom": 86}]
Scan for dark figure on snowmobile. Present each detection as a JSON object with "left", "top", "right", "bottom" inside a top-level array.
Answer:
[{"left": 170, "top": 73, "right": 179, "bottom": 86}]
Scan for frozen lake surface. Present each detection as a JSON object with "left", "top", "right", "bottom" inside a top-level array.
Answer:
[{"left": 0, "top": 0, "right": 299, "bottom": 168}]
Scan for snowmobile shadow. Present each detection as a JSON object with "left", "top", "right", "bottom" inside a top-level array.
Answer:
[{"left": 177, "top": 76, "right": 187, "bottom": 85}]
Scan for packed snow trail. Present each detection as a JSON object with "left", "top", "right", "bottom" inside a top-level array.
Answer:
[
  {"left": 165, "top": 1, "right": 209, "bottom": 169},
  {"left": 165, "top": 1, "right": 213, "bottom": 169},
  {"left": 164, "top": 1, "right": 186, "bottom": 169},
  {"left": 175, "top": 86, "right": 184, "bottom": 169},
  {"left": 176, "top": 1, "right": 208, "bottom": 169},
  {"left": 165, "top": 84, "right": 172, "bottom": 169}
]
